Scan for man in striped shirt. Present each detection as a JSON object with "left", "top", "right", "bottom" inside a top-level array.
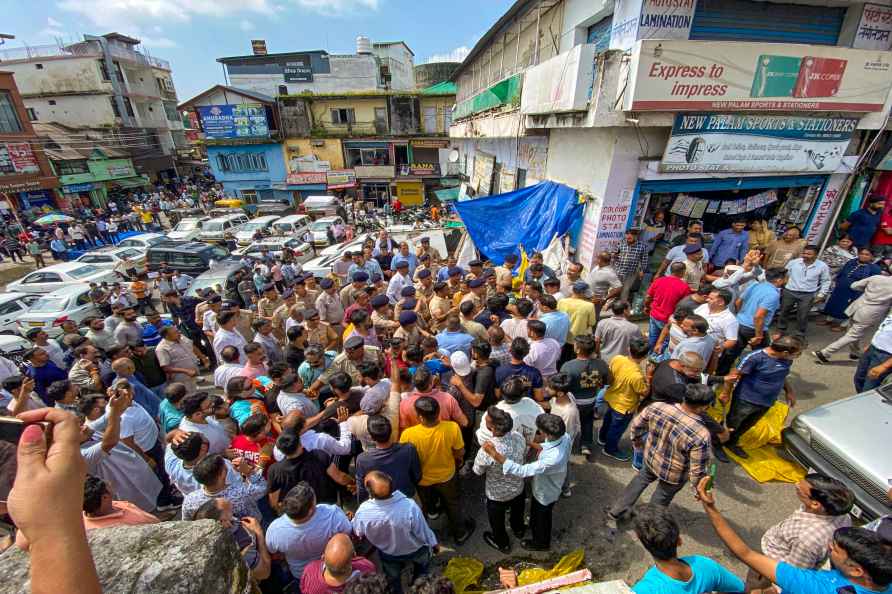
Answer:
[
  {"left": 606, "top": 383, "right": 713, "bottom": 534},
  {"left": 613, "top": 229, "right": 650, "bottom": 302}
]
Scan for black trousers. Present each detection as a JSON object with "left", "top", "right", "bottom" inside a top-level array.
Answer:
[
  {"left": 725, "top": 397, "right": 770, "bottom": 447},
  {"left": 717, "top": 325, "right": 768, "bottom": 375},
  {"left": 418, "top": 475, "right": 465, "bottom": 540},
  {"left": 529, "top": 496, "right": 556, "bottom": 548},
  {"left": 485, "top": 492, "right": 526, "bottom": 548}
]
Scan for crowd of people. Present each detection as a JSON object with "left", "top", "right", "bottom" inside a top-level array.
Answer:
[{"left": 1, "top": 191, "right": 891, "bottom": 594}]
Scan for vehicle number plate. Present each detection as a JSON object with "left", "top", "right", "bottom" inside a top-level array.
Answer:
[
  {"left": 29, "top": 322, "right": 44, "bottom": 327},
  {"left": 850, "top": 504, "right": 863, "bottom": 519}
]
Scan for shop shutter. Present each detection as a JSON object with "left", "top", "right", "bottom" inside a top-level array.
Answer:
[
  {"left": 690, "top": 0, "right": 845, "bottom": 45},
  {"left": 586, "top": 17, "right": 612, "bottom": 53}
]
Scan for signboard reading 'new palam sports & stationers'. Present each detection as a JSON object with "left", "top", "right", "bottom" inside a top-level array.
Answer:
[
  {"left": 661, "top": 114, "right": 858, "bottom": 173},
  {"left": 626, "top": 40, "right": 892, "bottom": 112}
]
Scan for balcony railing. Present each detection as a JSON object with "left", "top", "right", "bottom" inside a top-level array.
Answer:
[{"left": 0, "top": 43, "right": 98, "bottom": 62}]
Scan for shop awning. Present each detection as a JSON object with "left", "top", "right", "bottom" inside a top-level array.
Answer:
[
  {"left": 638, "top": 175, "right": 827, "bottom": 194},
  {"left": 108, "top": 176, "right": 149, "bottom": 189},
  {"left": 435, "top": 187, "right": 460, "bottom": 202}
]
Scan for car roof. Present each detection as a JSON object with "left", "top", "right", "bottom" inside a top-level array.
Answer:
[
  {"left": 244, "top": 215, "right": 280, "bottom": 224},
  {"left": 41, "top": 284, "right": 92, "bottom": 297},
  {"left": 0, "top": 292, "right": 34, "bottom": 303},
  {"left": 195, "top": 261, "right": 248, "bottom": 277},
  {"left": 275, "top": 214, "right": 311, "bottom": 224},
  {"left": 127, "top": 232, "right": 166, "bottom": 241},
  {"left": 150, "top": 241, "right": 214, "bottom": 252},
  {"left": 315, "top": 215, "right": 340, "bottom": 223},
  {"left": 207, "top": 214, "right": 247, "bottom": 223},
  {"left": 33, "top": 262, "right": 99, "bottom": 273}
]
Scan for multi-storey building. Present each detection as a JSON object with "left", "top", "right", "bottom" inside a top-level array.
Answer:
[
  {"left": 0, "top": 33, "right": 186, "bottom": 181},
  {"left": 450, "top": 0, "right": 892, "bottom": 269}
]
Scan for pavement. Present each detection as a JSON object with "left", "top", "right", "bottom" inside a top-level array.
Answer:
[{"left": 0, "top": 254, "right": 864, "bottom": 588}]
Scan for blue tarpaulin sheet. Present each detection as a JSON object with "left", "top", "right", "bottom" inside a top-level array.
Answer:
[{"left": 454, "top": 181, "right": 582, "bottom": 265}]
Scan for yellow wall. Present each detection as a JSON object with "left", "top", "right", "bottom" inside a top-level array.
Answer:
[
  {"left": 419, "top": 96, "right": 455, "bottom": 134},
  {"left": 310, "top": 97, "right": 387, "bottom": 137},
  {"left": 282, "top": 138, "right": 345, "bottom": 170}
]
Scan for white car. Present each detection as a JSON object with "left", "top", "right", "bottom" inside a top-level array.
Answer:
[
  {"left": 115, "top": 232, "right": 167, "bottom": 250},
  {"left": 0, "top": 334, "right": 32, "bottom": 367},
  {"left": 168, "top": 217, "right": 209, "bottom": 241},
  {"left": 75, "top": 246, "right": 147, "bottom": 276},
  {"left": 0, "top": 293, "right": 42, "bottom": 335},
  {"left": 308, "top": 216, "right": 345, "bottom": 246},
  {"left": 233, "top": 238, "right": 315, "bottom": 262},
  {"left": 5, "top": 263, "right": 121, "bottom": 294},
  {"left": 235, "top": 215, "right": 281, "bottom": 246},
  {"left": 16, "top": 285, "right": 102, "bottom": 338}
]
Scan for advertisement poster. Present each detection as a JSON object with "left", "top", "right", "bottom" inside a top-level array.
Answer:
[
  {"left": 286, "top": 172, "right": 326, "bottom": 185},
  {"left": 661, "top": 114, "right": 858, "bottom": 173},
  {"left": 283, "top": 55, "right": 313, "bottom": 82},
  {"left": 197, "top": 104, "right": 269, "bottom": 139},
  {"left": 6, "top": 143, "right": 40, "bottom": 174},
  {"left": 326, "top": 170, "right": 356, "bottom": 189},
  {"left": 610, "top": 0, "right": 697, "bottom": 51},
  {"left": 806, "top": 174, "right": 847, "bottom": 244},
  {"left": 625, "top": 40, "right": 892, "bottom": 111},
  {"left": 854, "top": 4, "right": 892, "bottom": 50},
  {"left": 594, "top": 189, "right": 635, "bottom": 254}
]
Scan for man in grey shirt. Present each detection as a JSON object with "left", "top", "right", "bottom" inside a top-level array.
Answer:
[
  {"left": 595, "top": 300, "right": 643, "bottom": 363},
  {"left": 113, "top": 307, "right": 144, "bottom": 347},
  {"left": 587, "top": 252, "right": 622, "bottom": 319}
]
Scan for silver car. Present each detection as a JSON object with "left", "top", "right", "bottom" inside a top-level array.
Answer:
[{"left": 783, "top": 387, "right": 892, "bottom": 521}]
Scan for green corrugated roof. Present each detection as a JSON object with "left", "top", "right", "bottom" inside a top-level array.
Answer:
[{"left": 420, "top": 81, "right": 457, "bottom": 95}]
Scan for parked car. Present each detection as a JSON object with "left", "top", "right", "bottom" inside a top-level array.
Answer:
[
  {"left": 303, "top": 195, "right": 339, "bottom": 217},
  {"left": 271, "top": 214, "right": 312, "bottom": 239},
  {"left": 783, "top": 387, "right": 892, "bottom": 521},
  {"left": 75, "top": 246, "right": 147, "bottom": 277},
  {"left": 16, "top": 285, "right": 102, "bottom": 339},
  {"left": 168, "top": 217, "right": 210, "bottom": 241},
  {"left": 185, "top": 261, "right": 250, "bottom": 301},
  {"left": 0, "top": 292, "right": 42, "bottom": 335},
  {"left": 146, "top": 241, "right": 230, "bottom": 276},
  {"left": 233, "top": 238, "right": 314, "bottom": 262},
  {"left": 308, "top": 215, "right": 344, "bottom": 246},
  {"left": 301, "top": 234, "right": 373, "bottom": 278},
  {"left": 0, "top": 334, "right": 32, "bottom": 367},
  {"left": 235, "top": 215, "right": 282, "bottom": 246},
  {"left": 199, "top": 213, "right": 250, "bottom": 243},
  {"left": 252, "top": 201, "right": 294, "bottom": 218},
  {"left": 6, "top": 263, "right": 121, "bottom": 294},
  {"left": 115, "top": 232, "right": 168, "bottom": 250},
  {"left": 208, "top": 207, "right": 245, "bottom": 219}
]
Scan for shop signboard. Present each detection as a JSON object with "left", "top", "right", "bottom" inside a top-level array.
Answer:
[
  {"left": 472, "top": 152, "right": 496, "bottom": 196},
  {"left": 0, "top": 143, "right": 40, "bottom": 175},
  {"left": 610, "top": 0, "right": 697, "bottom": 51},
  {"left": 401, "top": 163, "right": 441, "bottom": 177},
  {"left": 661, "top": 114, "right": 858, "bottom": 173},
  {"left": 396, "top": 181, "right": 424, "bottom": 206},
  {"left": 411, "top": 139, "right": 450, "bottom": 149},
  {"left": 354, "top": 165, "right": 395, "bottom": 179},
  {"left": 286, "top": 172, "right": 327, "bottom": 185},
  {"left": 63, "top": 183, "right": 95, "bottom": 193},
  {"left": 327, "top": 169, "right": 356, "bottom": 189},
  {"left": 283, "top": 55, "right": 313, "bottom": 82},
  {"left": 854, "top": 4, "right": 892, "bottom": 51},
  {"left": 625, "top": 40, "right": 892, "bottom": 112},
  {"left": 806, "top": 174, "right": 847, "bottom": 244},
  {"left": 593, "top": 189, "right": 635, "bottom": 254},
  {"left": 197, "top": 104, "right": 269, "bottom": 139},
  {"left": 106, "top": 164, "right": 135, "bottom": 178}
]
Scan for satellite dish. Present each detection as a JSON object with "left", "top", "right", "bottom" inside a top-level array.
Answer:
[{"left": 448, "top": 149, "right": 460, "bottom": 163}]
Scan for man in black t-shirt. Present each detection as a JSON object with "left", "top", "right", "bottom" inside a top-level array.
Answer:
[
  {"left": 558, "top": 335, "right": 611, "bottom": 456},
  {"left": 267, "top": 430, "right": 355, "bottom": 511}
]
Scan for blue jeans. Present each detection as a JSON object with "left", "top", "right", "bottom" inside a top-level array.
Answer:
[
  {"left": 648, "top": 317, "right": 666, "bottom": 351},
  {"left": 380, "top": 545, "right": 431, "bottom": 594},
  {"left": 598, "top": 405, "right": 633, "bottom": 455},
  {"left": 854, "top": 344, "right": 892, "bottom": 392}
]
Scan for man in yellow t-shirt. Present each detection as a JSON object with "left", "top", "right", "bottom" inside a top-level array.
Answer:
[
  {"left": 400, "top": 395, "right": 475, "bottom": 545},
  {"left": 600, "top": 336, "right": 649, "bottom": 461},
  {"left": 557, "top": 281, "right": 597, "bottom": 339}
]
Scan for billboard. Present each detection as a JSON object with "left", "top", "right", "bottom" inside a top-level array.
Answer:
[
  {"left": 0, "top": 143, "right": 40, "bottom": 176},
  {"left": 197, "top": 104, "right": 269, "bottom": 139},
  {"left": 625, "top": 40, "right": 892, "bottom": 112},
  {"left": 661, "top": 114, "right": 858, "bottom": 173},
  {"left": 610, "top": 0, "right": 697, "bottom": 51},
  {"left": 327, "top": 170, "right": 356, "bottom": 189},
  {"left": 283, "top": 55, "right": 313, "bottom": 82}
]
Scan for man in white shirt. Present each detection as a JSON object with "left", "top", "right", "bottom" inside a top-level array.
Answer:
[
  {"left": 386, "top": 260, "right": 412, "bottom": 304},
  {"left": 779, "top": 245, "right": 831, "bottom": 340},
  {"left": 165, "top": 432, "right": 242, "bottom": 496},
  {"left": 25, "top": 329, "right": 66, "bottom": 370},
  {"left": 476, "top": 376, "right": 544, "bottom": 444},
  {"left": 178, "top": 392, "right": 231, "bottom": 454},
  {"left": 212, "top": 310, "right": 247, "bottom": 364},
  {"left": 694, "top": 287, "right": 739, "bottom": 375},
  {"left": 214, "top": 346, "right": 245, "bottom": 389}
]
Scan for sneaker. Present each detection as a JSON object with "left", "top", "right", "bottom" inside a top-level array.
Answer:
[
  {"left": 726, "top": 444, "right": 749, "bottom": 459},
  {"left": 603, "top": 449, "right": 632, "bottom": 462},
  {"left": 596, "top": 437, "right": 606, "bottom": 446},
  {"left": 155, "top": 501, "right": 182, "bottom": 512},
  {"left": 455, "top": 518, "right": 477, "bottom": 546},
  {"left": 482, "top": 531, "right": 510, "bottom": 554},
  {"left": 581, "top": 446, "right": 592, "bottom": 456},
  {"left": 520, "top": 538, "right": 550, "bottom": 552},
  {"left": 813, "top": 350, "right": 829, "bottom": 364}
]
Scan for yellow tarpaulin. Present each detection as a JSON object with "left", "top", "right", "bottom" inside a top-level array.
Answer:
[
  {"left": 708, "top": 399, "right": 806, "bottom": 484},
  {"left": 443, "top": 557, "right": 484, "bottom": 594},
  {"left": 517, "top": 548, "right": 584, "bottom": 585},
  {"left": 443, "top": 549, "right": 584, "bottom": 594}
]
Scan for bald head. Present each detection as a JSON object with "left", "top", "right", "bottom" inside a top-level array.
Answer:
[
  {"left": 323, "top": 533, "right": 355, "bottom": 579},
  {"left": 365, "top": 470, "right": 393, "bottom": 500},
  {"left": 111, "top": 357, "right": 135, "bottom": 375}
]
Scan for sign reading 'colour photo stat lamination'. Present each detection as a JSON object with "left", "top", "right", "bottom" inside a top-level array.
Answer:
[
  {"left": 626, "top": 40, "right": 892, "bottom": 112},
  {"left": 661, "top": 114, "right": 858, "bottom": 173}
]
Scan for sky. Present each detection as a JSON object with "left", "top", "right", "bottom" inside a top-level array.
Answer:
[{"left": 1, "top": 0, "right": 514, "bottom": 100}]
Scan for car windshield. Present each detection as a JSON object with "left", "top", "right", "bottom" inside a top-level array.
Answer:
[
  {"left": 273, "top": 223, "right": 293, "bottom": 233},
  {"left": 117, "top": 249, "right": 142, "bottom": 259},
  {"left": 29, "top": 297, "right": 69, "bottom": 313},
  {"left": 190, "top": 276, "right": 226, "bottom": 295},
  {"left": 204, "top": 222, "right": 224, "bottom": 232},
  {"left": 68, "top": 265, "right": 102, "bottom": 279},
  {"left": 175, "top": 220, "right": 199, "bottom": 231},
  {"left": 310, "top": 221, "right": 330, "bottom": 231},
  {"left": 144, "top": 236, "right": 166, "bottom": 246},
  {"left": 241, "top": 222, "right": 267, "bottom": 231}
]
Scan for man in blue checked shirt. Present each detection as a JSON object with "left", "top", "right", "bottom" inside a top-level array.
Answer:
[
  {"left": 613, "top": 229, "right": 650, "bottom": 302},
  {"left": 710, "top": 219, "right": 749, "bottom": 268}
]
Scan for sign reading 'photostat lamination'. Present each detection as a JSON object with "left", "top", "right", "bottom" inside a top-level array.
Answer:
[{"left": 661, "top": 114, "right": 858, "bottom": 173}]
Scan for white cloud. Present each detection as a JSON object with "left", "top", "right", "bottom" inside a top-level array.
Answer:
[
  {"left": 57, "top": 0, "right": 277, "bottom": 29},
  {"left": 140, "top": 36, "right": 178, "bottom": 48},
  {"left": 290, "top": 0, "right": 379, "bottom": 16},
  {"left": 240, "top": 20, "right": 256, "bottom": 31},
  {"left": 47, "top": 17, "right": 64, "bottom": 28},
  {"left": 426, "top": 45, "right": 470, "bottom": 64},
  {"left": 38, "top": 17, "right": 66, "bottom": 40}
]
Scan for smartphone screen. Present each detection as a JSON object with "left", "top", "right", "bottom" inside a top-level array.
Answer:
[{"left": 0, "top": 419, "right": 23, "bottom": 503}]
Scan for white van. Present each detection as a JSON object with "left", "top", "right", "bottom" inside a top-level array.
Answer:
[
  {"left": 271, "top": 214, "right": 312, "bottom": 239},
  {"left": 303, "top": 195, "right": 338, "bottom": 216},
  {"left": 198, "top": 213, "right": 250, "bottom": 243},
  {"left": 234, "top": 215, "right": 281, "bottom": 246}
]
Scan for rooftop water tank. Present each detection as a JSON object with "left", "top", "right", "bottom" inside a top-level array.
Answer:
[{"left": 356, "top": 36, "right": 372, "bottom": 55}]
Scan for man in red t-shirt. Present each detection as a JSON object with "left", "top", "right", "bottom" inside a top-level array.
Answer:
[
  {"left": 229, "top": 413, "right": 275, "bottom": 475},
  {"left": 870, "top": 194, "right": 892, "bottom": 257},
  {"left": 300, "top": 533, "right": 376, "bottom": 594},
  {"left": 644, "top": 261, "right": 692, "bottom": 351}
]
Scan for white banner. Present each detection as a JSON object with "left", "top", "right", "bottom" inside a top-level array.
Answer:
[
  {"left": 854, "top": 3, "right": 892, "bottom": 51},
  {"left": 661, "top": 114, "right": 858, "bottom": 173}
]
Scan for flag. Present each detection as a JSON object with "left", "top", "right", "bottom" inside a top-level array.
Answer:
[{"left": 512, "top": 246, "right": 529, "bottom": 290}]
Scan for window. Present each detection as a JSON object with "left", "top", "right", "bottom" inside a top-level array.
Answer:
[
  {"left": 330, "top": 108, "right": 355, "bottom": 125},
  {"left": 516, "top": 168, "right": 527, "bottom": 189},
  {"left": 0, "top": 91, "right": 23, "bottom": 133},
  {"left": 48, "top": 99, "right": 56, "bottom": 106},
  {"left": 123, "top": 97, "right": 135, "bottom": 117},
  {"left": 26, "top": 108, "right": 37, "bottom": 121},
  {"left": 443, "top": 109, "right": 452, "bottom": 131},
  {"left": 215, "top": 153, "right": 268, "bottom": 173},
  {"left": 109, "top": 97, "right": 121, "bottom": 117},
  {"left": 0, "top": 301, "right": 22, "bottom": 316},
  {"left": 99, "top": 59, "right": 111, "bottom": 81},
  {"left": 345, "top": 147, "right": 390, "bottom": 167},
  {"left": 423, "top": 107, "right": 437, "bottom": 133},
  {"left": 113, "top": 61, "right": 125, "bottom": 83},
  {"left": 76, "top": 293, "right": 91, "bottom": 306},
  {"left": 35, "top": 64, "right": 44, "bottom": 70}
]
